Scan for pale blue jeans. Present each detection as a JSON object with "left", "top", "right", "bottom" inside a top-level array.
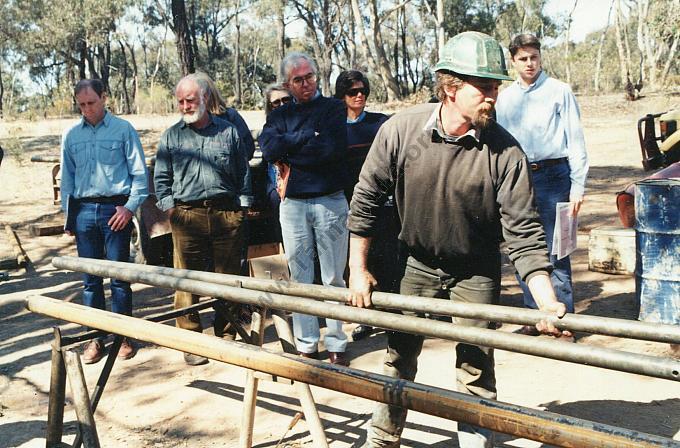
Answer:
[{"left": 279, "top": 191, "right": 349, "bottom": 354}]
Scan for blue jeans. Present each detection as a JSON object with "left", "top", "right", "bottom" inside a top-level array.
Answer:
[
  {"left": 279, "top": 191, "right": 349, "bottom": 353},
  {"left": 516, "top": 162, "right": 574, "bottom": 312},
  {"left": 74, "top": 202, "right": 133, "bottom": 315}
]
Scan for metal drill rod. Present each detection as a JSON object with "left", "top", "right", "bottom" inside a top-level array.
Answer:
[
  {"left": 52, "top": 257, "right": 680, "bottom": 381},
  {"left": 61, "top": 256, "right": 680, "bottom": 344}
]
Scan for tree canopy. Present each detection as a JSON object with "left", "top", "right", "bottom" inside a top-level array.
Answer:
[{"left": 0, "top": 0, "right": 677, "bottom": 118}]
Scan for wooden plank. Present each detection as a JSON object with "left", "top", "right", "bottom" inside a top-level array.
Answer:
[
  {"left": 0, "top": 258, "right": 18, "bottom": 270},
  {"left": 29, "top": 223, "right": 65, "bottom": 237},
  {"left": 248, "top": 254, "right": 289, "bottom": 281},
  {"left": 63, "top": 350, "right": 101, "bottom": 448},
  {"left": 247, "top": 242, "right": 283, "bottom": 260},
  {"left": 46, "top": 328, "right": 66, "bottom": 447},
  {"left": 4, "top": 225, "right": 25, "bottom": 266}
]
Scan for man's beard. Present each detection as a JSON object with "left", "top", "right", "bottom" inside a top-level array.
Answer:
[
  {"left": 472, "top": 102, "right": 494, "bottom": 129},
  {"left": 182, "top": 101, "right": 206, "bottom": 124}
]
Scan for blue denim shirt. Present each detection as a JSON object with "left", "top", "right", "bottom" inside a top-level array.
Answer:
[
  {"left": 496, "top": 71, "right": 589, "bottom": 200},
  {"left": 60, "top": 111, "right": 149, "bottom": 212},
  {"left": 154, "top": 115, "right": 253, "bottom": 211}
]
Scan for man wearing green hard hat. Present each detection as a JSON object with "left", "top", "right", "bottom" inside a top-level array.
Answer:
[{"left": 347, "top": 31, "right": 567, "bottom": 447}]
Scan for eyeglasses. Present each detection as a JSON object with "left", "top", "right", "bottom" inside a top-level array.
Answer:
[
  {"left": 290, "top": 72, "right": 317, "bottom": 87},
  {"left": 346, "top": 87, "right": 369, "bottom": 97},
  {"left": 269, "top": 96, "right": 292, "bottom": 108}
]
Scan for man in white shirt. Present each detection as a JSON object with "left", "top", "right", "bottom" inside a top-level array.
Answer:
[{"left": 496, "top": 34, "right": 588, "bottom": 334}]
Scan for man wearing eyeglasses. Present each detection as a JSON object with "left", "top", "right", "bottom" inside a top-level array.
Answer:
[
  {"left": 348, "top": 32, "right": 567, "bottom": 448},
  {"left": 259, "top": 52, "right": 350, "bottom": 366}
]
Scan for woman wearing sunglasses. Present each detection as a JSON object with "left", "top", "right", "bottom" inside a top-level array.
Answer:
[
  {"left": 263, "top": 84, "right": 292, "bottom": 216},
  {"left": 335, "top": 70, "right": 404, "bottom": 342}
]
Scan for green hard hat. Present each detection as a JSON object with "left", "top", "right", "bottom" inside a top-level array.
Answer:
[{"left": 434, "top": 31, "right": 513, "bottom": 81}]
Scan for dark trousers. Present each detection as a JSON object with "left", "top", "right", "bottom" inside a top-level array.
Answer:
[
  {"left": 366, "top": 256, "right": 499, "bottom": 448},
  {"left": 170, "top": 205, "right": 244, "bottom": 335},
  {"left": 368, "top": 206, "right": 406, "bottom": 294}
]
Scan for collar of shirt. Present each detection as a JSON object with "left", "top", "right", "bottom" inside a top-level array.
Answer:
[
  {"left": 292, "top": 90, "right": 321, "bottom": 104},
  {"left": 347, "top": 111, "right": 367, "bottom": 124},
  {"left": 179, "top": 113, "right": 219, "bottom": 132},
  {"left": 515, "top": 70, "right": 548, "bottom": 93},
  {"left": 79, "top": 110, "right": 111, "bottom": 130},
  {"left": 422, "top": 103, "right": 480, "bottom": 148}
]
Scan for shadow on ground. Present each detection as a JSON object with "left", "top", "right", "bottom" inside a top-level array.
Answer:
[
  {"left": 496, "top": 398, "right": 679, "bottom": 446},
  {"left": 188, "top": 380, "right": 461, "bottom": 447}
]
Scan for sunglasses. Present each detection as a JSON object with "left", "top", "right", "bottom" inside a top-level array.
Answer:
[
  {"left": 346, "top": 87, "right": 369, "bottom": 97},
  {"left": 269, "top": 96, "right": 292, "bottom": 108}
]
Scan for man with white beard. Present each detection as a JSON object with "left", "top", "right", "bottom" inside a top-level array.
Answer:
[{"left": 154, "top": 73, "right": 252, "bottom": 366}]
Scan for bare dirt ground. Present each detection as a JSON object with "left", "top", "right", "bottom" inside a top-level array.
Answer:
[{"left": 1, "top": 93, "right": 679, "bottom": 448}]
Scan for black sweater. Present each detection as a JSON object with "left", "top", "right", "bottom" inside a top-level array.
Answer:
[
  {"left": 258, "top": 95, "right": 348, "bottom": 198},
  {"left": 345, "top": 112, "right": 389, "bottom": 200}
]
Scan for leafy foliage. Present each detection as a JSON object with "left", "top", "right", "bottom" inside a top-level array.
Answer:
[{"left": 0, "top": 0, "right": 676, "bottom": 118}]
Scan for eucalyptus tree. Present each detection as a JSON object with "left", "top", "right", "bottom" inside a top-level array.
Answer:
[{"left": 291, "top": 0, "right": 348, "bottom": 95}]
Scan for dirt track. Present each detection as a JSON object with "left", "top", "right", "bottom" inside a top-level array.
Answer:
[{"left": 1, "top": 93, "right": 679, "bottom": 447}]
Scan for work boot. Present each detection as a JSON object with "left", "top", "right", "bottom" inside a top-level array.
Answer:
[
  {"left": 352, "top": 324, "right": 374, "bottom": 341},
  {"left": 117, "top": 338, "right": 137, "bottom": 360},
  {"left": 82, "top": 340, "right": 104, "bottom": 364},
  {"left": 329, "top": 352, "right": 350, "bottom": 366},
  {"left": 184, "top": 352, "right": 209, "bottom": 366},
  {"left": 298, "top": 351, "right": 319, "bottom": 360}
]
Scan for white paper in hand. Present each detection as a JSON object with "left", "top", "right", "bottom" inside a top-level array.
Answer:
[{"left": 553, "top": 202, "right": 578, "bottom": 260}]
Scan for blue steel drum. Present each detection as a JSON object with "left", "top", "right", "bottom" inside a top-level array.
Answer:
[{"left": 635, "top": 179, "right": 680, "bottom": 324}]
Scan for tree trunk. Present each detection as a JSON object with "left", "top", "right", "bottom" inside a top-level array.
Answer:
[
  {"left": 636, "top": 0, "right": 652, "bottom": 87},
  {"left": 85, "top": 48, "right": 100, "bottom": 80},
  {"left": 369, "top": 0, "right": 401, "bottom": 101},
  {"left": 234, "top": 0, "right": 242, "bottom": 106},
  {"left": 8, "top": 69, "right": 16, "bottom": 113},
  {"left": 436, "top": 0, "right": 445, "bottom": 56},
  {"left": 0, "top": 60, "right": 4, "bottom": 118},
  {"left": 118, "top": 40, "right": 131, "bottom": 114},
  {"left": 187, "top": 0, "right": 201, "bottom": 68},
  {"left": 400, "top": 6, "right": 409, "bottom": 95},
  {"left": 564, "top": 0, "right": 578, "bottom": 85},
  {"left": 348, "top": 5, "right": 357, "bottom": 69},
  {"left": 140, "top": 38, "right": 149, "bottom": 80},
  {"left": 171, "top": 0, "right": 195, "bottom": 76},
  {"left": 77, "top": 39, "right": 87, "bottom": 80},
  {"left": 105, "top": 40, "right": 112, "bottom": 93},
  {"left": 594, "top": 0, "right": 615, "bottom": 92},
  {"left": 659, "top": 32, "right": 679, "bottom": 87},
  {"left": 350, "top": 0, "right": 380, "bottom": 78},
  {"left": 125, "top": 41, "right": 139, "bottom": 114},
  {"left": 614, "top": 0, "right": 629, "bottom": 88},
  {"left": 276, "top": 0, "right": 286, "bottom": 75},
  {"left": 150, "top": 25, "right": 168, "bottom": 114},
  {"left": 292, "top": 0, "right": 333, "bottom": 95}
]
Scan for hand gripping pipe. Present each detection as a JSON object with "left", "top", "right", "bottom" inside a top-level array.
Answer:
[
  {"left": 26, "top": 296, "right": 678, "bottom": 448},
  {"left": 52, "top": 257, "right": 680, "bottom": 382}
]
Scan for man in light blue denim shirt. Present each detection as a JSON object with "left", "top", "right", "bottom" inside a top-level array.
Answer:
[
  {"left": 496, "top": 34, "right": 589, "bottom": 335},
  {"left": 60, "top": 79, "right": 148, "bottom": 363}
]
